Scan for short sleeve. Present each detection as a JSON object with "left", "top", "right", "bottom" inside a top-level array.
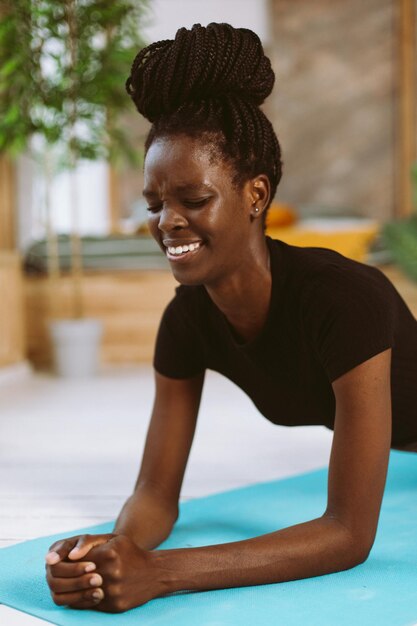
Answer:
[
  {"left": 153, "top": 292, "right": 206, "bottom": 379},
  {"left": 302, "top": 265, "right": 396, "bottom": 383}
]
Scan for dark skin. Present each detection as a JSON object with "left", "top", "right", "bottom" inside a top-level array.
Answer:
[{"left": 45, "top": 135, "right": 393, "bottom": 613}]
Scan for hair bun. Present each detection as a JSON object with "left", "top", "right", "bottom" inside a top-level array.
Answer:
[{"left": 126, "top": 22, "right": 275, "bottom": 122}]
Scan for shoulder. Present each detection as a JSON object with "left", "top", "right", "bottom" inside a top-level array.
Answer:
[
  {"left": 268, "top": 236, "right": 395, "bottom": 302},
  {"left": 303, "top": 254, "right": 396, "bottom": 309}
]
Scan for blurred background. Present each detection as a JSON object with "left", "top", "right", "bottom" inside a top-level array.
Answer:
[
  {"left": 0, "top": 0, "right": 416, "bottom": 379},
  {"left": 0, "top": 3, "right": 417, "bottom": 602}
]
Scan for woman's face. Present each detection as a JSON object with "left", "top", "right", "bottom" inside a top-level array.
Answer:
[{"left": 143, "top": 135, "right": 265, "bottom": 287}]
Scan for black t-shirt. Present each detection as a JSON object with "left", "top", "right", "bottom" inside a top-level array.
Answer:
[{"left": 154, "top": 236, "right": 417, "bottom": 447}]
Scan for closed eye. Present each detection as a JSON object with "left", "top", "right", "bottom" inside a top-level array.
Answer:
[
  {"left": 182, "top": 198, "right": 210, "bottom": 208},
  {"left": 146, "top": 204, "right": 162, "bottom": 214},
  {"left": 146, "top": 198, "right": 210, "bottom": 213}
]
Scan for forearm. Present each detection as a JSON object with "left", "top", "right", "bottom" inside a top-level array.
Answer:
[
  {"left": 113, "top": 489, "right": 178, "bottom": 551},
  {"left": 150, "top": 515, "right": 368, "bottom": 593}
]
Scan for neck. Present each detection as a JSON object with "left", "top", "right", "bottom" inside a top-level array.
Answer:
[{"left": 205, "top": 237, "right": 272, "bottom": 342}]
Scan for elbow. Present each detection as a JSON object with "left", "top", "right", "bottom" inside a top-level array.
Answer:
[
  {"left": 336, "top": 539, "right": 372, "bottom": 571},
  {"left": 338, "top": 536, "right": 373, "bottom": 572},
  {"left": 324, "top": 515, "right": 375, "bottom": 568},
  {"left": 351, "top": 543, "right": 372, "bottom": 567},
  {"left": 348, "top": 525, "right": 376, "bottom": 566}
]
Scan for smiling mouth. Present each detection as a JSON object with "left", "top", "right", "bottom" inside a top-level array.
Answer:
[{"left": 164, "top": 241, "right": 204, "bottom": 261}]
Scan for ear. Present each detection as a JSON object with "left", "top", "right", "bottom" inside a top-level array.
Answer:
[{"left": 248, "top": 175, "right": 270, "bottom": 220}]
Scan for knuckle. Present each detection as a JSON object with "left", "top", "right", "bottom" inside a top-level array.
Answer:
[
  {"left": 111, "top": 567, "right": 122, "bottom": 582},
  {"left": 104, "top": 564, "right": 120, "bottom": 582},
  {"left": 110, "top": 597, "right": 128, "bottom": 613},
  {"left": 107, "top": 582, "right": 121, "bottom": 599},
  {"left": 104, "top": 547, "right": 118, "bottom": 561}
]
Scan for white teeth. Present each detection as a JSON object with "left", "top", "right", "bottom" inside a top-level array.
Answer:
[
  {"left": 188, "top": 242, "right": 201, "bottom": 252},
  {"left": 166, "top": 242, "right": 201, "bottom": 256}
]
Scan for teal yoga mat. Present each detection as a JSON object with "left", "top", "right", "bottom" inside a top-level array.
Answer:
[{"left": 1, "top": 450, "right": 416, "bottom": 626}]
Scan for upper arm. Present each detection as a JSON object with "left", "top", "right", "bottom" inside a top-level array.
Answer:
[
  {"left": 134, "top": 370, "right": 205, "bottom": 511},
  {"left": 323, "top": 348, "right": 392, "bottom": 559}
]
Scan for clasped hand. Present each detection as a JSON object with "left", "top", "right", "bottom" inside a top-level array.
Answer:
[{"left": 45, "top": 533, "right": 162, "bottom": 613}]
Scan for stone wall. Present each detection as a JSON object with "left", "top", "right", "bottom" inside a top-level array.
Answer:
[{"left": 266, "top": 0, "right": 396, "bottom": 220}]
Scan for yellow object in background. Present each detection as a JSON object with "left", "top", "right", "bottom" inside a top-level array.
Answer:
[
  {"left": 136, "top": 221, "right": 151, "bottom": 235},
  {"left": 266, "top": 221, "right": 380, "bottom": 263},
  {"left": 265, "top": 202, "right": 380, "bottom": 262},
  {"left": 265, "top": 202, "right": 298, "bottom": 228}
]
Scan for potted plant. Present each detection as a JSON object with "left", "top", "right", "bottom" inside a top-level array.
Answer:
[{"left": 0, "top": 0, "right": 147, "bottom": 376}]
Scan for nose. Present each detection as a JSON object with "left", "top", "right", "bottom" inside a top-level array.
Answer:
[{"left": 157, "top": 204, "right": 188, "bottom": 233}]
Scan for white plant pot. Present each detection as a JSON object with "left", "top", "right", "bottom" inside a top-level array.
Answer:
[{"left": 48, "top": 318, "right": 103, "bottom": 378}]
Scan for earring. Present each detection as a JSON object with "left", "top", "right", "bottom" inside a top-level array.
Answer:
[{"left": 254, "top": 207, "right": 259, "bottom": 213}]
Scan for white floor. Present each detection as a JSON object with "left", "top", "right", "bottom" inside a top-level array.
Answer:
[{"left": 0, "top": 365, "right": 335, "bottom": 624}]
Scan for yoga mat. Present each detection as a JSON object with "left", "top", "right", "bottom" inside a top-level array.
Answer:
[{"left": 1, "top": 450, "right": 416, "bottom": 626}]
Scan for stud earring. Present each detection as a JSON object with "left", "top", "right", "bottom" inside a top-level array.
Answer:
[{"left": 254, "top": 207, "right": 259, "bottom": 213}]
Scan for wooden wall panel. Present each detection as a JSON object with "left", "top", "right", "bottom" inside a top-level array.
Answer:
[
  {"left": 24, "top": 270, "right": 178, "bottom": 367},
  {"left": 396, "top": 0, "right": 417, "bottom": 217},
  {"left": 0, "top": 158, "right": 15, "bottom": 250},
  {"left": 0, "top": 252, "right": 25, "bottom": 366}
]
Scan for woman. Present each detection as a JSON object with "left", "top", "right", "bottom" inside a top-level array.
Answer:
[{"left": 45, "top": 23, "right": 417, "bottom": 613}]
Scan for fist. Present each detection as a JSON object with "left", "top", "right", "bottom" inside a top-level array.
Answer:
[{"left": 79, "top": 535, "right": 162, "bottom": 613}]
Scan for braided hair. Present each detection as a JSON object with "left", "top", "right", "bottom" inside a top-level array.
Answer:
[{"left": 126, "top": 22, "right": 283, "bottom": 220}]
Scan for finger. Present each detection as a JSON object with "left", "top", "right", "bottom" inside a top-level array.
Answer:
[
  {"left": 70, "top": 598, "right": 103, "bottom": 611},
  {"left": 45, "top": 537, "right": 82, "bottom": 564},
  {"left": 51, "top": 587, "right": 105, "bottom": 608},
  {"left": 47, "top": 572, "right": 103, "bottom": 594},
  {"left": 46, "top": 560, "right": 97, "bottom": 578},
  {"left": 71, "top": 589, "right": 106, "bottom": 611},
  {"left": 67, "top": 536, "right": 110, "bottom": 561}
]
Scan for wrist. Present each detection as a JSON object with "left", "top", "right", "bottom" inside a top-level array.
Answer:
[
  {"left": 112, "top": 492, "right": 178, "bottom": 551},
  {"left": 148, "top": 548, "right": 185, "bottom": 595}
]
